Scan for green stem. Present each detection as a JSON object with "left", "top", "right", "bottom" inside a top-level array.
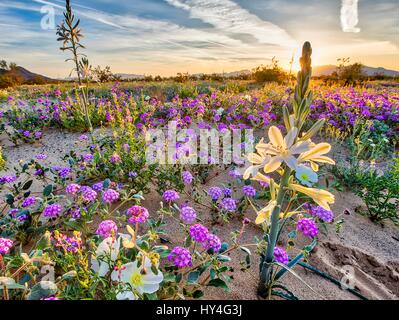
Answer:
[{"left": 259, "top": 168, "right": 292, "bottom": 286}]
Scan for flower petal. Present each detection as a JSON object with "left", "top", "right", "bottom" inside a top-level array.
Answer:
[
  {"left": 268, "top": 126, "right": 286, "bottom": 149},
  {"left": 263, "top": 157, "right": 282, "bottom": 173},
  {"left": 284, "top": 127, "right": 298, "bottom": 148},
  {"left": 298, "top": 143, "right": 331, "bottom": 161}
]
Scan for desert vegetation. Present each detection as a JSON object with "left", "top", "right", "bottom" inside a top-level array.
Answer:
[{"left": 0, "top": 0, "right": 398, "bottom": 301}]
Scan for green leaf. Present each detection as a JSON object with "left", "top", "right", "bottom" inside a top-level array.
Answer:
[
  {"left": 22, "top": 180, "right": 33, "bottom": 190},
  {"left": 187, "top": 271, "right": 200, "bottom": 284},
  {"left": 28, "top": 281, "right": 58, "bottom": 300},
  {"left": 103, "top": 179, "right": 110, "bottom": 189},
  {"left": 219, "top": 242, "right": 229, "bottom": 253},
  {"left": 0, "top": 277, "right": 25, "bottom": 290},
  {"left": 5, "top": 194, "right": 14, "bottom": 206},
  {"left": 184, "top": 236, "right": 192, "bottom": 247},
  {"left": 61, "top": 271, "right": 77, "bottom": 281},
  {"left": 43, "top": 185, "right": 53, "bottom": 197},
  {"left": 163, "top": 273, "right": 175, "bottom": 283},
  {"left": 192, "top": 290, "right": 204, "bottom": 299},
  {"left": 207, "top": 278, "right": 229, "bottom": 291},
  {"left": 217, "top": 255, "right": 231, "bottom": 262}
]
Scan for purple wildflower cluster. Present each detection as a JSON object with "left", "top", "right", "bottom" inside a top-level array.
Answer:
[
  {"left": 96, "top": 220, "right": 118, "bottom": 238},
  {"left": 80, "top": 186, "right": 98, "bottom": 203},
  {"left": 0, "top": 237, "right": 13, "bottom": 255},
  {"left": 208, "top": 187, "right": 223, "bottom": 201},
  {"left": 309, "top": 87, "right": 399, "bottom": 140},
  {"left": 221, "top": 198, "right": 237, "bottom": 212},
  {"left": 297, "top": 218, "right": 318, "bottom": 238},
  {"left": 305, "top": 204, "right": 334, "bottom": 223},
  {"left": 102, "top": 189, "right": 120, "bottom": 204},
  {"left": 180, "top": 206, "right": 197, "bottom": 224},
  {"left": 203, "top": 234, "right": 222, "bottom": 253},
  {"left": 21, "top": 196, "right": 36, "bottom": 208},
  {"left": 182, "top": 171, "right": 193, "bottom": 184},
  {"left": 274, "top": 247, "right": 289, "bottom": 265},
  {"left": 0, "top": 175, "right": 17, "bottom": 184},
  {"left": 127, "top": 205, "right": 149, "bottom": 224},
  {"left": 189, "top": 224, "right": 222, "bottom": 253},
  {"left": 242, "top": 185, "right": 256, "bottom": 198},
  {"left": 66, "top": 183, "right": 81, "bottom": 195},
  {"left": 167, "top": 246, "right": 192, "bottom": 268},
  {"left": 163, "top": 190, "right": 180, "bottom": 203},
  {"left": 43, "top": 204, "right": 63, "bottom": 218},
  {"left": 189, "top": 224, "right": 209, "bottom": 242}
]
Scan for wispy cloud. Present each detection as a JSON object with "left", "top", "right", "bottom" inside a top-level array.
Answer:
[{"left": 164, "top": 0, "right": 295, "bottom": 47}]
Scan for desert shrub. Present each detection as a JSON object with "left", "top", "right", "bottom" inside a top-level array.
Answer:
[
  {"left": 348, "top": 119, "right": 393, "bottom": 161},
  {"left": 252, "top": 58, "right": 287, "bottom": 83},
  {"left": 3, "top": 106, "right": 49, "bottom": 145},
  {"left": 334, "top": 58, "right": 366, "bottom": 85},
  {"left": 334, "top": 158, "right": 399, "bottom": 223},
  {"left": 353, "top": 159, "right": 399, "bottom": 223}
]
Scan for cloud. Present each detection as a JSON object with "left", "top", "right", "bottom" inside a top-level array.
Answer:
[{"left": 164, "top": 0, "right": 295, "bottom": 47}]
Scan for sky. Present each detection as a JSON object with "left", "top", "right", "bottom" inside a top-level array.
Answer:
[{"left": 0, "top": 0, "right": 398, "bottom": 78}]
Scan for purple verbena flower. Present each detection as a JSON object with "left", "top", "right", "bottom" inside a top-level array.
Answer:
[
  {"left": 189, "top": 224, "right": 209, "bottom": 243},
  {"left": 96, "top": 220, "right": 118, "bottom": 238},
  {"left": 167, "top": 246, "right": 192, "bottom": 268},
  {"left": 180, "top": 206, "right": 197, "bottom": 224},
  {"left": 274, "top": 247, "right": 289, "bottom": 265},
  {"left": 0, "top": 237, "right": 13, "bottom": 255},
  {"left": 203, "top": 234, "right": 221, "bottom": 253},
  {"left": 21, "top": 196, "right": 36, "bottom": 208},
  {"left": 163, "top": 190, "right": 180, "bottom": 203},
  {"left": 80, "top": 186, "right": 97, "bottom": 203},
  {"left": 43, "top": 204, "right": 63, "bottom": 218},
  {"left": 127, "top": 205, "right": 149, "bottom": 224},
  {"left": 182, "top": 171, "right": 193, "bottom": 185},
  {"left": 102, "top": 189, "right": 120, "bottom": 204},
  {"left": 0, "top": 175, "right": 17, "bottom": 184},
  {"left": 297, "top": 218, "right": 318, "bottom": 238},
  {"left": 208, "top": 187, "right": 223, "bottom": 201},
  {"left": 65, "top": 183, "right": 81, "bottom": 195},
  {"left": 221, "top": 198, "right": 237, "bottom": 212},
  {"left": 242, "top": 185, "right": 256, "bottom": 198}
]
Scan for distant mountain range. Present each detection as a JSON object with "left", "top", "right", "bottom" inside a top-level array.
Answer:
[
  {"left": 0, "top": 66, "right": 52, "bottom": 82},
  {"left": 115, "top": 69, "right": 252, "bottom": 80},
  {"left": 312, "top": 65, "right": 399, "bottom": 77},
  {"left": 2, "top": 64, "right": 398, "bottom": 85},
  {"left": 114, "top": 73, "right": 145, "bottom": 80}
]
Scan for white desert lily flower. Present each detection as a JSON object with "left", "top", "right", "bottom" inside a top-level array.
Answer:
[
  {"left": 91, "top": 237, "right": 121, "bottom": 277},
  {"left": 111, "top": 259, "right": 164, "bottom": 300},
  {"left": 256, "top": 126, "right": 311, "bottom": 173},
  {"left": 289, "top": 183, "right": 335, "bottom": 210},
  {"left": 297, "top": 142, "right": 335, "bottom": 172},
  {"left": 243, "top": 143, "right": 272, "bottom": 179},
  {"left": 255, "top": 200, "right": 277, "bottom": 225}
]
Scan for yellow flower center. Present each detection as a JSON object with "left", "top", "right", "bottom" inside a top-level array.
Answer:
[{"left": 130, "top": 272, "right": 144, "bottom": 287}]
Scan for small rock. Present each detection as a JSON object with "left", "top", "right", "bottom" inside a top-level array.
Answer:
[{"left": 366, "top": 256, "right": 381, "bottom": 267}]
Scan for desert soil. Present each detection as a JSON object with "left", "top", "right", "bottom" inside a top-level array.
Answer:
[{"left": 1, "top": 128, "right": 398, "bottom": 300}]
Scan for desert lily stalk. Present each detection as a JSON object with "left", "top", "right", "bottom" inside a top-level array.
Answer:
[
  {"left": 244, "top": 42, "right": 335, "bottom": 298},
  {"left": 57, "top": 0, "right": 93, "bottom": 134}
]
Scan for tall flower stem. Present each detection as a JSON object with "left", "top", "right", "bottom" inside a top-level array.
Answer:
[
  {"left": 258, "top": 41, "right": 313, "bottom": 297},
  {"left": 258, "top": 168, "right": 291, "bottom": 294}
]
